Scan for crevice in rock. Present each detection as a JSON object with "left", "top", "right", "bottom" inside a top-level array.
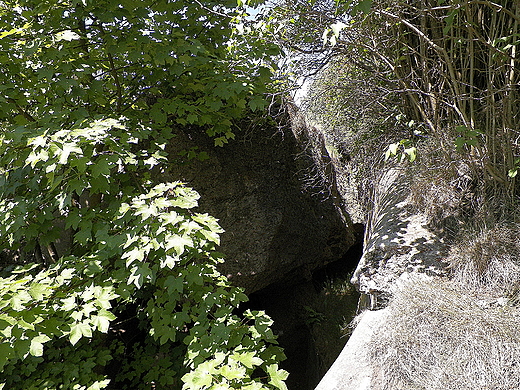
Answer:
[
  {"left": 312, "top": 223, "right": 365, "bottom": 290},
  {"left": 244, "top": 223, "right": 365, "bottom": 390}
]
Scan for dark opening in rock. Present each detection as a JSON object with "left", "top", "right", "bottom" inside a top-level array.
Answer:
[{"left": 244, "top": 224, "right": 365, "bottom": 390}]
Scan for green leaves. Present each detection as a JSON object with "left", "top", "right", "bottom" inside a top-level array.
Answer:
[
  {"left": 232, "top": 351, "right": 263, "bottom": 369},
  {"left": 91, "top": 310, "right": 117, "bottom": 333},
  {"left": 69, "top": 322, "right": 93, "bottom": 346},
  {"left": 267, "top": 364, "right": 290, "bottom": 390},
  {"left": 352, "top": 0, "right": 373, "bottom": 15},
  {"left": 454, "top": 125, "right": 483, "bottom": 152},
  {"left": 384, "top": 139, "right": 417, "bottom": 163},
  {"left": 323, "top": 21, "right": 348, "bottom": 46},
  {"left": 182, "top": 350, "right": 271, "bottom": 390},
  {"left": 56, "top": 143, "right": 83, "bottom": 165},
  {"left": 28, "top": 283, "right": 52, "bottom": 301},
  {"left": 508, "top": 158, "right": 520, "bottom": 179},
  {"left": 29, "top": 335, "right": 51, "bottom": 357},
  {"left": 0, "top": 0, "right": 286, "bottom": 388}
]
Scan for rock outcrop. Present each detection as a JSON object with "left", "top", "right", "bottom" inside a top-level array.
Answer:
[
  {"left": 166, "top": 116, "right": 356, "bottom": 293},
  {"left": 314, "top": 309, "right": 389, "bottom": 390},
  {"left": 351, "top": 168, "right": 450, "bottom": 309},
  {"left": 314, "top": 167, "right": 455, "bottom": 389}
]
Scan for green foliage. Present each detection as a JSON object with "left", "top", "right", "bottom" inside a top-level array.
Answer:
[
  {"left": 322, "top": 1, "right": 373, "bottom": 46},
  {"left": 454, "top": 125, "right": 482, "bottom": 151},
  {"left": 2, "top": 337, "right": 115, "bottom": 390},
  {"left": 0, "top": 117, "right": 287, "bottom": 389},
  {"left": 302, "top": 306, "right": 326, "bottom": 326},
  {"left": 384, "top": 139, "right": 417, "bottom": 163},
  {"left": 264, "top": 0, "right": 374, "bottom": 79},
  {"left": 0, "top": 0, "right": 276, "bottom": 144},
  {"left": 0, "top": 0, "right": 286, "bottom": 389},
  {"left": 508, "top": 159, "right": 520, "bottom": 178}
]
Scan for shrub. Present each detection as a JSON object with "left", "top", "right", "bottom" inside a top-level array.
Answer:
[{"left": 0, "top": 119, "right": 287, "bottom": 389}]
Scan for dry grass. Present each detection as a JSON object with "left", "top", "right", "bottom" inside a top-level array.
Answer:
[
  {"left": 368, "top": 223, "right": 520, "bottom": 389},
  {"left": 363, "top": 181, "right": 520, "bottom": 389},
  {"left": 369, "top": 276, "right": 520, "bottom": 390},
  {"left": 404, "top": 136, "right": 477, "bottom": 232},
  {"left": 407, "top": 172, "right": 467, "bottom": 228},
  {"left": 447, "top": 223, "right": 520, "bottom": 297}
]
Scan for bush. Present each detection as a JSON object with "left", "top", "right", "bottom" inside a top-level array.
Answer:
[
  {"left": 0, "top": 119, "right": 287, "bottom": 389},
  {"left": 0, "top": 1, "right": 288, "bottom": 388}
]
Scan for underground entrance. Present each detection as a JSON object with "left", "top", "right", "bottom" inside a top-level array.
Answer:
[{"left": 245, "top": 226, "right": 364, "bottom": 390}]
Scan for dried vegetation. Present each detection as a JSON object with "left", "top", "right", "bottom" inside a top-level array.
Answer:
[
  {"left": 369, "top": 276, "right": 520, "bottom": 390},
  {"left": 366, "top": 220, "right": 520, "bottom": 389}
]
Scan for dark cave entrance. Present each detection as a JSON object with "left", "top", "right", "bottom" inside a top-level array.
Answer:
[{"left": 246, "top": 224, "right": 365, "bottom": 390}]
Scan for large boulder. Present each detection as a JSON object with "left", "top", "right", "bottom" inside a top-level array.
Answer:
[
  {"left": 314, "top": 309, "right": 389, "bottom": 390},
  {"left": 351, "top": 168, "right": 450, "bottom": 308},
  {"left": 165, "top": 119, "right": 356, "bottom": 293},
  {"left": 315, "top": 167, "right": 453, "bottom": 389}
]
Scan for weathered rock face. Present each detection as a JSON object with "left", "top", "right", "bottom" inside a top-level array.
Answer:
[
  {"left": 351, "top": 168, "right": 450, "bottom": 308},
  {"left": 314, "top": 309, "right": 389, "bottom": 390},
  {"left": 313, "top": 168, "right": 454, "bottom": 390},
  {"left": 166, "top": 122, "right": 355, "bottom": 293}
]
